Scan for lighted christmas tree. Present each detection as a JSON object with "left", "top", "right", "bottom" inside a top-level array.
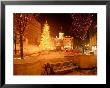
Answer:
[{"left": 39, "top": 21, "right": 54, "bottom": 50}]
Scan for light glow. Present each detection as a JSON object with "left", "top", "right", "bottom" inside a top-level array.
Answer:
[{"left": 39, "top": 21, "right": 54, "bottom": 50}]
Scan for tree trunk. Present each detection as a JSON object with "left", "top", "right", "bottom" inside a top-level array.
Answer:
[
  {"left": 82, "top": 47, "right": 84, "bottom": 54},
  {"left": 20, "top": 33, "right": 23, "bottom": 59},
  {"left": 14, "top": 35, "right": 17, "bottom": 55}
]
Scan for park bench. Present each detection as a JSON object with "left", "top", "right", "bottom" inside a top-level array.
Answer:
[{"left": 41, "top": 60, "right": 78, "bottom": 75}]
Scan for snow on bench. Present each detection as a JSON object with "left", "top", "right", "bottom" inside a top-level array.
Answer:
[{"left": 41, "top": 60, "right": 78, "bottom": 75}]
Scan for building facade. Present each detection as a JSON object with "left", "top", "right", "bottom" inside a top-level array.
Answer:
[
  {"left": 63, "top": 36, "right": 74, "bottom": 50},
  {"left": 52, "top": 33, "right": 74, "bottom": 50},
  {"left": 24, "top": 15, "right": 41, "bottom": 45}
]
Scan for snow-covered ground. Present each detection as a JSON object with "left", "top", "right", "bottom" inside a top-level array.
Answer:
[
  {"left": 14, "top": 51, "right": 67, "bottom": 75},
  {"left": 23, "top": 44, "right": 40, "bottom": 54},
  {"left": 14, "top": 50, "right": 97, "bottom": 75}
]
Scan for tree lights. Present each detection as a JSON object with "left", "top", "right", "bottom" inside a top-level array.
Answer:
[
  {"left": 39, "top": 21, "right": 54, "bottom": 50},
  {"left": 71, "top": 13, "right": 93, "bottom": 40},
  {"left": 14, "top": 13, "right": 35, "bottom": 59}
]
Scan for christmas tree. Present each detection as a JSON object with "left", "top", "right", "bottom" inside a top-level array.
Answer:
[{"left": 39, "top": 21, "right": 54, "bottom": 50}]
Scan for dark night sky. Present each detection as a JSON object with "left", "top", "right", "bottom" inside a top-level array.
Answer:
[
  {"left": 38, "top": 13, "right": 73, "bottom": 37},
  {"left": 37, "top": 13, "right": 97, "bottom": 38}
]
